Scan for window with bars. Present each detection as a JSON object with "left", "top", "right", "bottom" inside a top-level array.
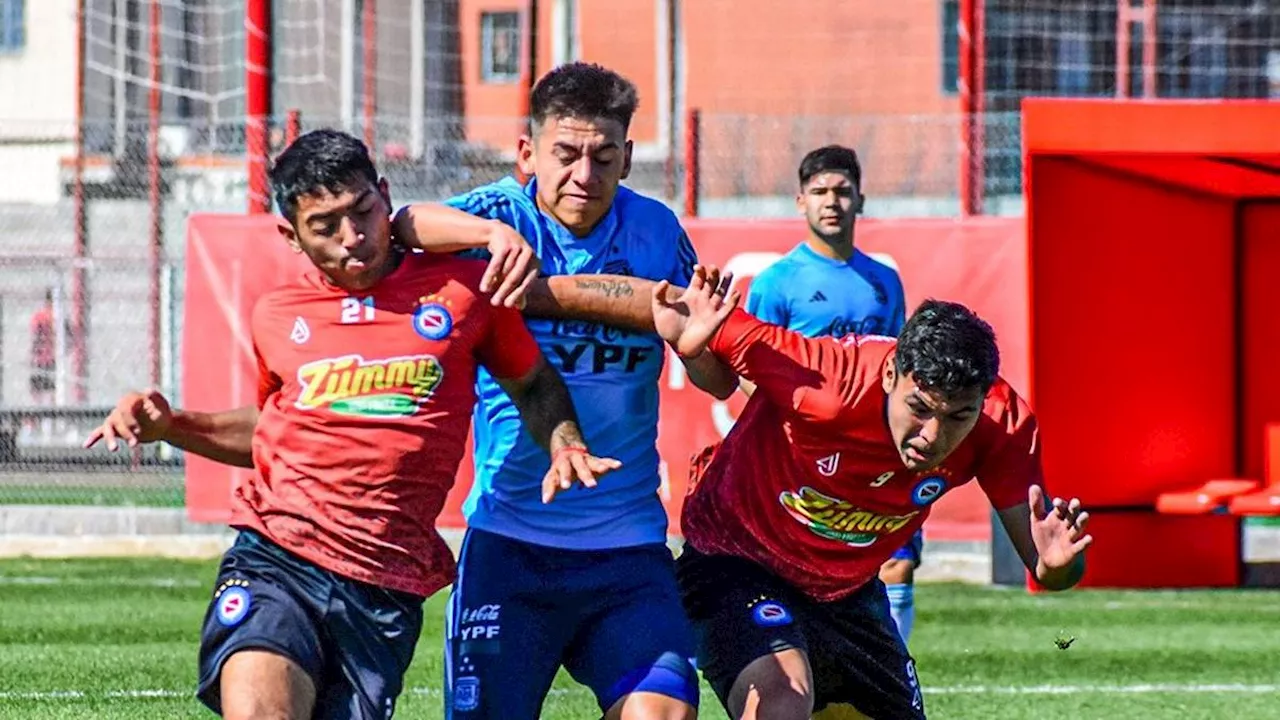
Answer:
[{"left": 481, "top": 11, "right": 521, "bottom": 83}]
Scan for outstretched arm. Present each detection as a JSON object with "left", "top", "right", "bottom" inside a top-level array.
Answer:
[
  {"left": 497, "top": 357, "right": 621, "bottom": 503},
  {"left": 391, "top": 203, "right": 540, "bottom": 308},
  {"left": 524, "top": 271, "right": 739, "bottom": 399},
  {"left": 996, "top": 485, "right": 1091, "bottom": 590},
  {"left": 84, "top": 390, "right": 257, "bottom": 469},
  {"left": 524, "top": 275, "right": 665, "bottom": 333}
]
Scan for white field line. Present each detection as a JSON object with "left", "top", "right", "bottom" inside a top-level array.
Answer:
[{"left": 1, "top": 683, "right": 1277, "bottom": 702}]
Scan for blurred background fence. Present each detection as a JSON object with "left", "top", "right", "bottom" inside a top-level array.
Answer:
[{"left": 0, "top": 0, "right": 1276, "bottom": 506}]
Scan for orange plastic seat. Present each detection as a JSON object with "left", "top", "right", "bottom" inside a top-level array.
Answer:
[
  {"left": 1228, "top": 487, "right": 1280, "bottom": 515},
  {"left": 1156, "top": 478, "right": 1261, "bottom": 514}
]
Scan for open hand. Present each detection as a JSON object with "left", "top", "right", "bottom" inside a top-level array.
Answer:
[
  {"left": 541, "top": 447, "right": 623, "bottom": 503},
  {"left": 481, "top": 222, "right": 540, "bottom": 308},
  {"left": 652, "top": 265, "right": 741, "bottom": 358},
  {"left": 1029, "top": 485, "right": 1092, "bottom": 573},
  {"left": 83, "top": 389, "right": 173, "bottom": 452}
]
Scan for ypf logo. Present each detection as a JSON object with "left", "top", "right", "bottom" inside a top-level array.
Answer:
[{"left": 413, "top": 302, "right": 454, "bottom": 341}]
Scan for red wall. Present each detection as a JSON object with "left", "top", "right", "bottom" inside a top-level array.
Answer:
[
  {"left": 1239, "top": 202, "right": 1280, "bottom": 481},
  {"left": 1027, "top": 157, "right": 1239, "bottom": 507}
]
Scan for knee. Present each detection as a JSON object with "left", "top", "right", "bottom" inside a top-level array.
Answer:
[
  {"left": 613, "top": 694, "right": 698, "bottom": 720},
  {"left": 728, "top": 652, "right": 814, "bottom": 720},
  {"left": 738, "top": 679, "right": 813, "bottom": 720},
  {"left": 219, "top": 650, "right": 314, "bottom": 720},
  {"left": 879, "top": 559, "right": 915, "bottom": 585},
  {"left": 221, "top": 700, "right": 307, "bottom": 720}
]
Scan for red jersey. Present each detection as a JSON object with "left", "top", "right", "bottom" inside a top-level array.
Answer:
[
  {"left": 235, "top": 252, "right": 541, "bottom": 597},
  {"left": 683, "top": 309, "right": 1041, "bottom": 602}
]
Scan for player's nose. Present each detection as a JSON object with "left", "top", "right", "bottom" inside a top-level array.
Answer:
[
  {"left": 339, "top": 220, "right": 364, "bottom": 249},
  {"left": 917, "top": 417, "right": 940, "bottom": 445},
  {"left": 570, "top": 157, "right": 596, "bottom": 186}
]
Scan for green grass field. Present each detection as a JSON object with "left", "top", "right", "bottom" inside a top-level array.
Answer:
[{"left": 2, "top": 558, "right": 1278, "bottom": 719}]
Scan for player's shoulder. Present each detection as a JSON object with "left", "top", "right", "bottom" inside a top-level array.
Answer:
[
  {"left": 746, "top": 261, "right": 796, "bottom": 304},
  {"left": 856, "top": 249, "right": 904, "bottom": 283},
  {"left": 979, "top": 376, "right": 1037, "bottom": 433},
  {"left": 448, "top": 176, "right": 536, "bottom": 217},
  {"left": 398, "top": 250, "right": 491, "bottom": 296},
  {"left": 615, "top": 185, "right": 683, "bottom": 233},
  {"left": 251, "top": 271, "right": 325, "bottom": 317}
]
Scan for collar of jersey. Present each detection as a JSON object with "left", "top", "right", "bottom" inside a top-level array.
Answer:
[{"left": 796, "top": 241, "right": 864, "bottom": 268}]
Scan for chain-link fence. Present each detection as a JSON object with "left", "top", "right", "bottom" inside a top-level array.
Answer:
[{"left": 3, "top": 0, "right": 1277, "bottom": 508}]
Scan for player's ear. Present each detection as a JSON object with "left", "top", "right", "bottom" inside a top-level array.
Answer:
[
  {"left": 276, "top": 220, "right": 302, "bottom": 254},
  {"left": 377, "top": 177, "right": 392, "bottom": 212},
  {"left": 853, "top": 191, "right": 866, "bottom": 215},
  {"left": 516, "top": 134, "right": 536, "bottom": 179},
  {"left": 882, "top": 357, "right": 897, "bottom": 393},
  {"left": 621, "top": 139, "right": 633, "bottom": 180}
]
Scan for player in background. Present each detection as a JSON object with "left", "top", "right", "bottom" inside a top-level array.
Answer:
[
  {"left": 511, "top": 268, "right": 1092, "bottom": 720},
  {"left": 743, "top": 145, "right": 920, "bottom": 646},
  {"left": 394, "top": 62, "right": 735, "bottom": 720},
  {"left": 84, "top": 129, "right": 618, "bottom": 720}
]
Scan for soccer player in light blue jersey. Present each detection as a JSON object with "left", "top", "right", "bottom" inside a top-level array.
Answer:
[
  {"left": 743, "top": 145, "right": 921, "bottom": 646},
  {"left": 396, "top": 62, "right": 735, "bottom": 720}
]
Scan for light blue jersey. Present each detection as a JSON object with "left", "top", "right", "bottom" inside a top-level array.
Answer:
[
  {"left": 446, "top": 177, "right": 697, "bottom": 550},
  {"left": 746, "top": 242, "right": 906, "bottom": 339}
]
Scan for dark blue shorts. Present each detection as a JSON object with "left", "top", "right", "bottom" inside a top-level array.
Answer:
[
  {"left": 444, "top": 528, "right": 699, "bottom": 719},
  {"left": 677, "top": 546, "right": 925, "bottom": 719},
  {"left": 197, "top": 530, "right": 425, "bottom": 719},
  {"left": 890, "top": 528, "right": 925, "bottom": 565}
]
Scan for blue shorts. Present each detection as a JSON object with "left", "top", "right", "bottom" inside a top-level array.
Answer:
[
  {"left": 890, "top": 529, "right": 925, "bottom": 565},
  {"left": 444, "top": 528, "right": 699, "bottom": 719},
  {"left": 197, "top": 530, "right": 424, "bottom": 719}
]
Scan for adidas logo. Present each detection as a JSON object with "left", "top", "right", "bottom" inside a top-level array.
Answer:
[
  {"left": 809, "top": 290, "right": 828, "bottom": 302},
  {"left": 290, "top": 316, "right": 311, "bottom": 345}
]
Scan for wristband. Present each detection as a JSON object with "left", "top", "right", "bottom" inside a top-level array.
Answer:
[{"left": 552, "top": 446, "right": 587, "bottom": 463}]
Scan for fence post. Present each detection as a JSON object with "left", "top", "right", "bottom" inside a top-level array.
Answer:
[{"left": 683, "top": 108, "right": 700, "bottom": 218}]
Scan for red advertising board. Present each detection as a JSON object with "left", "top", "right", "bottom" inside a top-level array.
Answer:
[{"left": 184, "top": 214, "right": 1026, "bottom": 541}]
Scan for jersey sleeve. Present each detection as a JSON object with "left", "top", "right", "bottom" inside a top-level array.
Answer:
[
  {"left": 254, "top": 340, "right": 283, "bottom": 410},
  {"left": 669, "top": 229, "right": 699, "bottom": 286},
  {"left": 885, "top": 269, "right": 907, "bottom": 336},
  {"left": 744, "top": 268, "right": 791, "bottom": 327},
  {"left": 475, "top": 305, "right": 543, "bottom": 381},
  {"left": 443, "top": 182, "right": 525, "bottom": 263},
  {"left": 975, "top": 387, "right": 1044, "bottom": 511},
  {"left": 708, "top": 308, "right": 865, "bottom": 421},
  {"left": 250, "top": 299, "right": 284, "bottom": 409}
]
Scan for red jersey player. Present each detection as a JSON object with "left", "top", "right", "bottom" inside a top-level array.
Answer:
[
  {"left": 514, "top": 267, "right": 1092, "bottom": 720},
  {"left": 85, "top": 129, "right": 616, "bottom": 720}
]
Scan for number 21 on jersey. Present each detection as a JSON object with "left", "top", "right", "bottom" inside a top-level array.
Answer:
[{"left": 340, "top": 296, "right": 375, "bottom": 323}]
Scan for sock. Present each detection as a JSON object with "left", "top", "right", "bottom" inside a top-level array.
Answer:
[{"left": 886, "top": 582, "right": 915, "bottom": 644}]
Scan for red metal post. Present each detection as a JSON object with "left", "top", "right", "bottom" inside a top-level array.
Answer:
[
  {"left": 362, "top": 0, "right": 377, "bottom": 151},
  {"left": 147, "top": 0, "right": 163, "bottom": 388},
  {"left": 1141, "top": 0, "right": 1157, "bottom": 97},
  {"left": 1116, "top": 1, "right": 1130, "bottom": 97},
  {"left": 958, "top": 0, "right": 985, "bottom": 216},
  {"left": 285, "top": 109, "right": 302, "bottom": 147},
  {"left": 682, "top": 108, "right": 700, "bottom": 218},
  {"left": 514, "top": 0, "right": 538, "bottom": 184},
  {"left": 72, "top": 0, "right": 88, "bottom": 402},
  {"left": 245, "top": 0, "right": 272, "bottom": 213}
]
